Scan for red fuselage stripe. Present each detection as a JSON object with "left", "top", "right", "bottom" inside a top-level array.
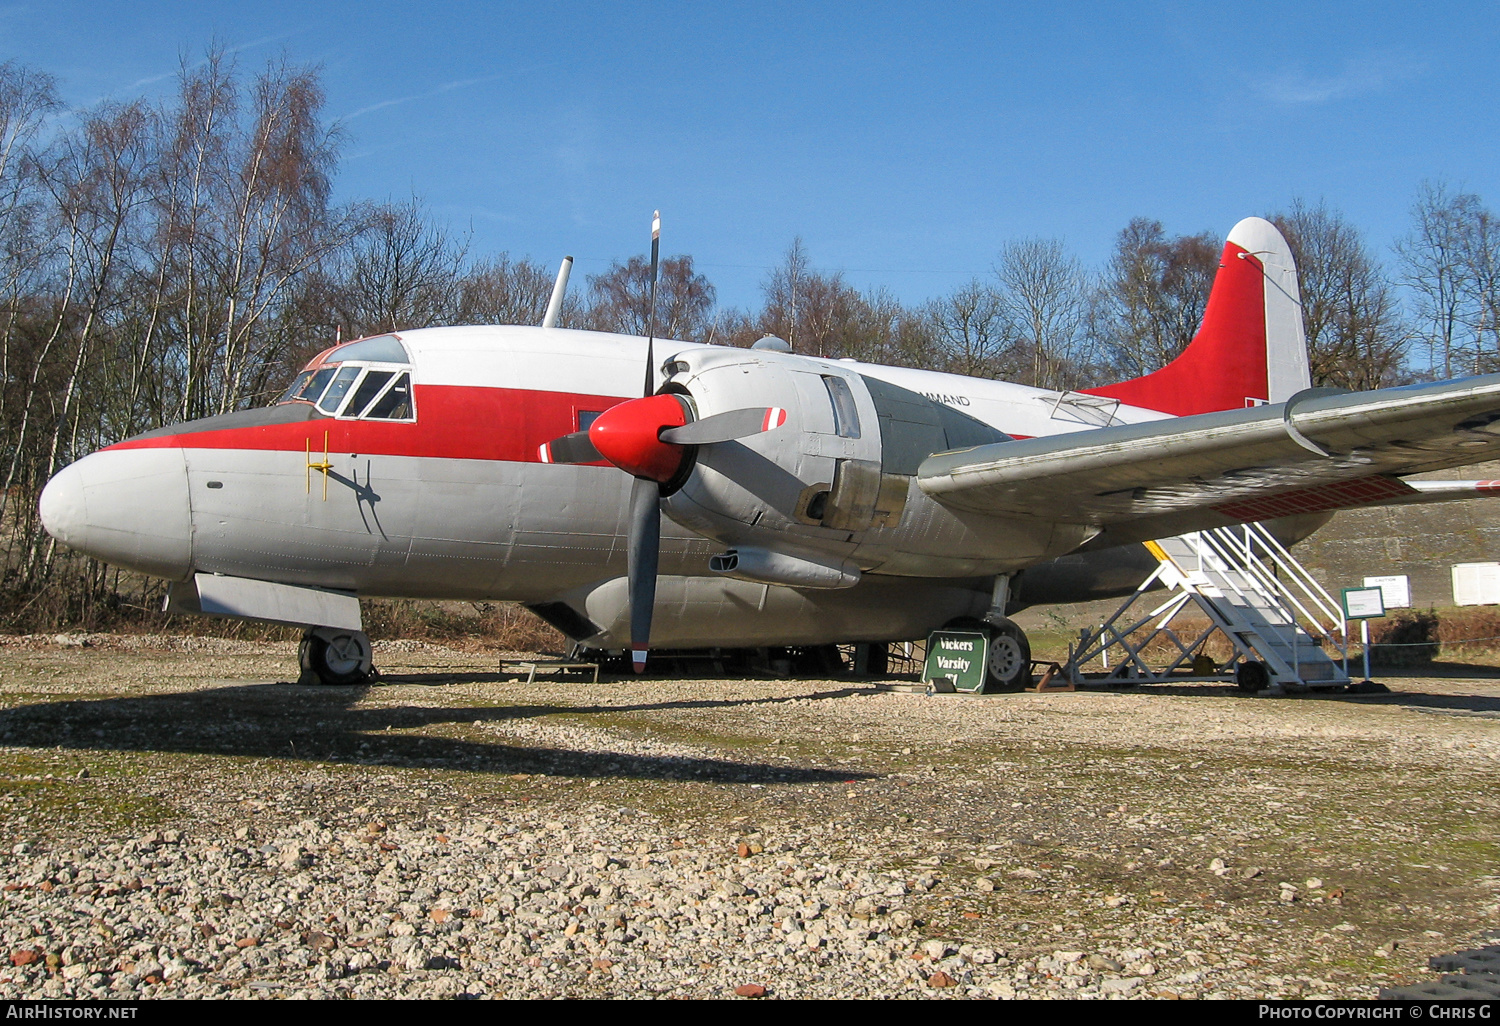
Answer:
[{"left": 105, "top": 385, "right": 625, "bottom": 462}]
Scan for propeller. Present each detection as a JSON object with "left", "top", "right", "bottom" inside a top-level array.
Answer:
[
  {"left": 539, "top": 211, "right": 787, "bottom": 672},
  {"left": 537, "top": 431, "right": 600, "bottom": 465},
  {"left": 631, "top": 210, "right": 663, "bottom": 674}
]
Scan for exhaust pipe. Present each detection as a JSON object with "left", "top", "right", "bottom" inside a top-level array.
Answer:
[{"left": 709, "top": 547, "right": 860, "bottom": 590}]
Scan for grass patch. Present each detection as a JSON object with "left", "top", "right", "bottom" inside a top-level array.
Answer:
[{"left": 0, "top": 750, "right": 179, "bottom": 834}]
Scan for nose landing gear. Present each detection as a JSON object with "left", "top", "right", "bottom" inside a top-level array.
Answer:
[{"left": 299, "top": 627, "right": 375, "bottom": 686}]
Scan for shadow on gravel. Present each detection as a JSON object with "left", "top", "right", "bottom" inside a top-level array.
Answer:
[
  {"left": 0, "top": 682, "right": 874, "bottom": 785},
  {"left": 1083, "top": 678, "right": 1500, "bottom": 715},
  {"left": 1336, "top": 691, "right": 1500, "bottom": 716}
]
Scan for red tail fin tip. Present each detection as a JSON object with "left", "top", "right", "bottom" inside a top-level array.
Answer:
[{"left": 1083, "top": 217, "right": 1311, "bottom": 417}]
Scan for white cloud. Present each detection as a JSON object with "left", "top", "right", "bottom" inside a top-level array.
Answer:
[
  {"left": 1251, "top": 52, "right": 1425, "bottom": 105},
  {"left": 342, "top": 73, "right": 516, "bottom": 122}
]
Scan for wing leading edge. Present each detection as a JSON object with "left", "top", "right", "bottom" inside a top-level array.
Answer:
[{"left": 917, "top": 375, "right": 1500, "bottom": 543}]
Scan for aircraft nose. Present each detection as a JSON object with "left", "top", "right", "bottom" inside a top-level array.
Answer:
[
  {"left": 39, "top": 447, "right": 193, "bottom": 580},
  {"left": 37, "top": 461, "right": 86, "bottom": 548}
]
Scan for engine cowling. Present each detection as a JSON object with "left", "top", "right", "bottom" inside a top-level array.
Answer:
[{"left": 651, "top": 347, "right": 1021, "bottom": 581}]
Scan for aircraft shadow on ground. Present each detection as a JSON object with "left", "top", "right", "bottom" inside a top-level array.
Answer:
[
  {"left": 1033, "top": 676, "right": 1500, "bottom": 715},
  {"left": 0, "top": 680, "right": 874, "bottom": 785}
]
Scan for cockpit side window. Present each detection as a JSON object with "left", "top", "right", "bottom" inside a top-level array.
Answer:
[
  {"left": 276, "top": 330, "right": 417, "bottom": 421},
  {"left": 345, "top": 370, "right": 395, "bottom": 418},
  {"left": 278, "top": 370, "right": 316, "bottom": 405},
  {"left": 296, "top": 368, "right": 335, "bottom": 404},
  {"left": 364, "top": 372, "right": 413, "bottom": 420}
]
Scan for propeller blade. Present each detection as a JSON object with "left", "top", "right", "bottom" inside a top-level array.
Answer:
[
  {"left": 643, "top": 210, "right": 661, "bottom": 398},
  {"left": 538, "top": 431, "right": 602, "bottom": 465},
  {"left": 659, "top": 406, "right": 788, "bottom": 445},
  {"left": 626, "top": 475, "right": 660, "bottom": 673}
]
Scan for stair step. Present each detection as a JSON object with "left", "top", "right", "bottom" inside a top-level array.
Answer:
[{"left": 1077, "top": 525, "right": 1349, "bottom": 687}]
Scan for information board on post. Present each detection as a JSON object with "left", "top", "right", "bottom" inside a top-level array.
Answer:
[
  {"left": 1341, "top": 587, "right": 1386, "bottom": 620},
  {"left": 922, "top": 631, "right": 989, "bottom": 693},
  {"left": 1342, "top": 586, "right": 1385, "bottom": 684}
]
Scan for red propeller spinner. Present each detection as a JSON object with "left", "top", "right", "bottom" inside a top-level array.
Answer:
[{"left": 586, "top": 394, "right": 690, "bottom": 484}]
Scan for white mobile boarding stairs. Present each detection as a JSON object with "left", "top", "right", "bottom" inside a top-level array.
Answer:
[{"left": 1065, "top": 522, "right": 1350, "bottom": 692}]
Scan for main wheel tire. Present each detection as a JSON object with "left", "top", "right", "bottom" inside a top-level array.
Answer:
[
  {"left": 299, "top": 629, "right": 374, "bottom": 686},
  {"left": 982, "top": 620, "right": 1032, "bottom": 693},
  {"left": 1234, "top": 660, "right": 1270, "bottom": 693},
  {"left": 941, "top": 617, "right": 1033, "bottom": 693}
]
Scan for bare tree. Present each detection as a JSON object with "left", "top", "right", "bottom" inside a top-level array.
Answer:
[
  {"left": 995, "top": 238, "right": 1091, "bottom": 389},
  {"left": 0, "top": 62, "right": 61, "bottom": 424},
  {"left": 927, "top": 278, "right": 1016, "bottom": 377},
  {"left": 326, "top": 198, "right": 465, "bottom": 341},
  {"left": 1465, "top": 207, "right": 1500, "bottom": 370},
  {"left": 1097, "top": 219, "right": 1219, "bottom": 379},
  {"left": 133, "top": 50, "right": 354, "bottom": 421},
  {"left": 456, "top": 254, "right": 561, "bottom": 327},
  {"left": 1397, "top": 182, "right": 1500, "bottom": 376},
  {"left": 1397, "top": 182, "right": 1482, "bottom": 378},
  {"left": 755, "top": 239, "right": 871, "bottom": 359},
  {"left": 585, "top": 253, "right": 715, "bottom": 341},
  {"left": 1272, "top": 200, "right": 1408, "bottom": 389}
]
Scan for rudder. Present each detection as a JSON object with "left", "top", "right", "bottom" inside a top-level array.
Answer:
[{"left": 1083, "top": 216, "right": 1311, "bottom": 416}]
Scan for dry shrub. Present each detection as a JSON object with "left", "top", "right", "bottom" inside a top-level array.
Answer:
[
  {"left": 360, "top": 600, "right": 565, "bottom": 653},
  {"left": 1431, "top": 606, "right": 1500, "bottom": 659},
  {"left": 3, "top": 561, "right": 565, "bottom": 653},
  {"left": 1368, "top": 610, "right": 1440, "bottom": 667}
]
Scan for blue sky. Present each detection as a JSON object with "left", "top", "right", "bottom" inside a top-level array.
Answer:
[{"left": 5, "top": 1, "right": 1498, "bottom": 311}]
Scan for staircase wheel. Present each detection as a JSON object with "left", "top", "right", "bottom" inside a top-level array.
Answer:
[{"left": 1234, "top": 660, "right": 1270, "bottom": 693}]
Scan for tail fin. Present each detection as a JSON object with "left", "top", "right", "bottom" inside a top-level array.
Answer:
[{"left": 1082, "top": 216, "right": 1311, "bottom": 417}]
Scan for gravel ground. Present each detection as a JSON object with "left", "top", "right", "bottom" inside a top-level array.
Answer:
[{"left": 0, "top": 634, "right": 1497, "bottom": 999}]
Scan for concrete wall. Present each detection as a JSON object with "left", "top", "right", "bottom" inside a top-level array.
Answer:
[{"left": 1292, "top": 462, "right": 1500, "bottom": 610}]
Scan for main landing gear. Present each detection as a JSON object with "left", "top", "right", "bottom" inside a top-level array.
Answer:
[
  {"left": 945, "top": 617, "right": 1033, "bottom": 693},
  {"left": 299, "top": 627, "right": 375, "bottom": 686}
]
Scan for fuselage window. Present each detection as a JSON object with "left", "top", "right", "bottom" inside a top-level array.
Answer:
[
  {"left": 345, "top": 370, "right": 396, "bottom": 418},
  {"left": 578, "top": 410, "right": 602, "bottom": 431},
  {"left": 317, "top": 365, "right": 362, "bottom": 415},
  {"left": 364, "top": 372, "right": 413, "bottom": 420},
  {"left": 823, "top": 375, "right": 861, "bottom": 439}
]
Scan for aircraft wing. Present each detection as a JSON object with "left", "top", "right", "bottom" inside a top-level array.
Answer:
[{"left": 917, "top": 375, "right": 1500, "bottom": 542}]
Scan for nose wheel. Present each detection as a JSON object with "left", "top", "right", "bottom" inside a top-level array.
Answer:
[{"left": 299, "top": 627, "right": 375, "bottom": 686}]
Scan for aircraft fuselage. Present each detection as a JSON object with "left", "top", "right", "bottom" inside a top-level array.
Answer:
[{"left": 38, "top": 326, "right": 1179, "bottom": 649}]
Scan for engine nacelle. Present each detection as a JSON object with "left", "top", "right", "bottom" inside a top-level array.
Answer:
[{"left": 653, "top": 347, "right": 1074, "bottom": 577}]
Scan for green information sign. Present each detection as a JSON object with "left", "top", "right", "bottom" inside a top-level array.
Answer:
[
  {"left": 923, "top": 631, "right": 990, "bottom": 693},
  {"left": 1341, "top": 586, "right": 1386, "bottom": 620}
]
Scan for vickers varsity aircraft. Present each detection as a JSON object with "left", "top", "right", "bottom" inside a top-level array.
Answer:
[{"left": 36, "top": 217, "right": 1500, "bottom": 688}]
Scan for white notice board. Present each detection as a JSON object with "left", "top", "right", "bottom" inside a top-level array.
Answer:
[
  {"left": 1363, "top": 575, "right": 1410, "bottom": 609},
  {"left": 1453, "top": 562, "right": 1500, "bottom": 606}
]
